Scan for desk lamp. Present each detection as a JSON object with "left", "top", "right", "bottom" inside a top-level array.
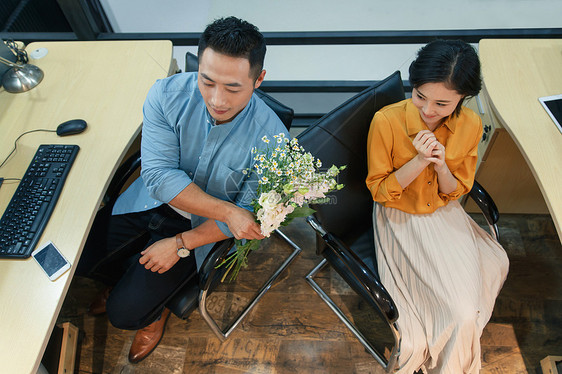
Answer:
[{"left": 0, "top": 55, "right": 44, "bottom": 93}]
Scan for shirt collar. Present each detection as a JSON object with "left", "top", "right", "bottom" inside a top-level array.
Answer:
[
  {"left": 441, "top": 114, "right": 456, "bottom": 133},
  {"left": 405, "top": 99, "right": 456, "bottom": 135}
]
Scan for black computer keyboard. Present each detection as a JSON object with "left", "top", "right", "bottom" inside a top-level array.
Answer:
[{"left": 0, "top": 144, "right": 79, "bottom": 258}]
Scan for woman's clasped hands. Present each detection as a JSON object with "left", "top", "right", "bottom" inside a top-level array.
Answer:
[{"left": 413, "top": 130, "right": 447, "bottom": 173}]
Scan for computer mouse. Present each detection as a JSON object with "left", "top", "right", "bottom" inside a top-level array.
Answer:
[{"left": 56, "top": 119, "right": 87, "bottom": 136}]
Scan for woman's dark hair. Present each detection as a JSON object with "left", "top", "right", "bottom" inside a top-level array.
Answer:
[
  {"left": 198, "top": 16, "right": 266, "bottom": 81},
  {"left": 409, "top": 39, "right": 482, "bottom": 116}
]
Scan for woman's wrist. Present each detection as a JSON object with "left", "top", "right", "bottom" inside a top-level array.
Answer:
[
  {"left": 414, "top": 154, "right": 432, "bottom": 167},
  {"left": 434, "top": 161, "right": 449, "bottom": 175}
]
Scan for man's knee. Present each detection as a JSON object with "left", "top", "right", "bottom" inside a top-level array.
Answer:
[{"left": 106, "top": 289, "right": 155, "bottom": 330}]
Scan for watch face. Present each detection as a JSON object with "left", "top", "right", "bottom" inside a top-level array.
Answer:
[{"left": 177, "top": 248, "right": 191, "bottom": 258}]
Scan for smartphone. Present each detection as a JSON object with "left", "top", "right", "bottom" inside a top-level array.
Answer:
[
  {"left": 538, "top": 94, "right": 562, "bottom": 134},
  {"left": 31, "top": 241, "right": 71, "bottom": 281}
]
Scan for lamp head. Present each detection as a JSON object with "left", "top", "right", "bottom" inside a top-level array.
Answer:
[{"left": 2, "top": 63, "right": 44, "bottom": 93}]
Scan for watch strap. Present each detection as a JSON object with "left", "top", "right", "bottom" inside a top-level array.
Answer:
[
  {"left": 175, "top": 233, "right": 191, "bottom": 258},
  {"left": 175, "top": 233, "right": 189, "bottom": 251}
]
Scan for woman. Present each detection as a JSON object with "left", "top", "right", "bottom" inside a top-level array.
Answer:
[{"left": 366, "top": 40, "right": 509, "bottom": 373}]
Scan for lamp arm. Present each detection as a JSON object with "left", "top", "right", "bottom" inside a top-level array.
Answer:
[{"left": 0, "top": 56, "right": 24, "bottom": 68}]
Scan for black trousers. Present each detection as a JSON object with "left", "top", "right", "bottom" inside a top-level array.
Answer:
[{"left": 77, "top": 204, "right": 196, "bottom": 330}]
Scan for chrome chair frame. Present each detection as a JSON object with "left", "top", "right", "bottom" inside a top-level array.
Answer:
[
  {"left": 199, "top": 229, "right": 302, "bottom": 341},
  {"left": 305, "top": 258, "right": 401, "bottom": 370}
]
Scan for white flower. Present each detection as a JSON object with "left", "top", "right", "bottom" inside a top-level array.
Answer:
[{"left": 258, "top": 190, "right": 281, "bottom": 210}]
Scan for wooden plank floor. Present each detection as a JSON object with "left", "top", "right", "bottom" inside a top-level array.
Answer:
[{"left": 56, "top": 214, "right": 562, "bottom": 373}]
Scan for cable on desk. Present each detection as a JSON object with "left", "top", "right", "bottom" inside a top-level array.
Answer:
[
  {"left": 0, "top": 129, "right": 57, "bottom": 170},
  {"left": 0, "top": 178, "right": 21, "bottom": 189}
]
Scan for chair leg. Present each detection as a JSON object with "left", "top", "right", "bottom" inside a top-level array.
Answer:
[
  {"left": 305, "top": 259, "right": 401, "bottom": 372},
  {"left": 198, "top": 229, "right": 302, "bottom": 341}
]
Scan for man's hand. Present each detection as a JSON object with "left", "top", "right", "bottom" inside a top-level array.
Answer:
[
  {"left": 225, "top": 205, "right": 265, "bottom": 240},
  {"left": 139, "top": 237, "right": 180, "bottom": 274}
]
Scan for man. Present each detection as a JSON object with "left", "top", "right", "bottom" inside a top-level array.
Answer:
[{"left": 78, "top": 16, "right": 289, "bottom": 363}]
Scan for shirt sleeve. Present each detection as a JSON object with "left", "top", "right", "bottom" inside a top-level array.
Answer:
[
  {"left": 214, "top": 220, "right": 233, "bottom": 237},
  {"left": 438, "top": 117, "right": 483, "bottom": 202},
  {"left": 366, "top": 111, "right": 405, "bottom": 202},
  {"left": 140, "top": 80, "right": 193, "bottom": 203}
]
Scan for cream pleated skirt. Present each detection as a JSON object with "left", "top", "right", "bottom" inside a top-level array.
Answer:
[{"left": 373, "top": 200, "right": 509, "bottom": 374}]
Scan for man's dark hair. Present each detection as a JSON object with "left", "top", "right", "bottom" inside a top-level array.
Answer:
[
  {"left": 409, "top": 39, "right": 482, "bottom": 116},
  {"left": 198, "top": 16, "right": 266, "bottom": 80}
]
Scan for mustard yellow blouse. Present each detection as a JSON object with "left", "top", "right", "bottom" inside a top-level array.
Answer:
[{"left": 366, "top": 99, "right": 482, "bottom": 214}]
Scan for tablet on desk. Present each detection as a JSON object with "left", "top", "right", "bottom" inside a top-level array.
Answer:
[{"left": 539, "top": 95, "right": 562, "bottom": 134}]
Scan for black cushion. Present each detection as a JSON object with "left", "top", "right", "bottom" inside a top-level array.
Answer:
[
  {"left": 185, "top": 52, "right": 198, "bottom": 72},
  {"left": 254, "top": 89, "right": 294, "bottom": 131},
  {"left": 298, "top": 71, "right": 405, "bottom": 245}
]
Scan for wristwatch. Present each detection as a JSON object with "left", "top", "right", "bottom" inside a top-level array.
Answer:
[{"left": 175, "top": 233, "right": 191, "bottom": 258}]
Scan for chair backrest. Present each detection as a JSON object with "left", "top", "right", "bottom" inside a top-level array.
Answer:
[
  {"left": 185, "top": 52, "right": 294, "bottom": 130},
  {"left": 185, "top": 51, "right": 198, "bottom": 72},
  {"left": 254, "top": 89, "right": 294, "bottom": 131},
  {"left": 297, "top": 71, "right": 405, "bottom": 245}
]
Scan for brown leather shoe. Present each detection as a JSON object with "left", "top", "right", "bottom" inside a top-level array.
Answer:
[
  {"left": 88, "top": 287, "right": 112, "bottom": 315},
  {"left": 128, "top": 308, "right": 171, "bottom": 363}
]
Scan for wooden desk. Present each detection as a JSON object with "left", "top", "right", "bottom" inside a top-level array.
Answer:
[
  {"left": 477, "top": 39, "right": 562, "bottom": 242},
  {"left": 0, "top": 40, "right": 172, "bottom": 374}
]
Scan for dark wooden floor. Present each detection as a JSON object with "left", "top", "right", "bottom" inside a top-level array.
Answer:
[{"left": 57, "top": 214, "right": 562, "bottom": 373}]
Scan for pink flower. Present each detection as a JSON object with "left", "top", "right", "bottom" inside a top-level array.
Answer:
[{"left": 257, "top": 202, "right": 295, "bottom": 237}]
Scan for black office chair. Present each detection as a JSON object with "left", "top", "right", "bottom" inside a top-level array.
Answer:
[
  {"left": 92, "top": 69, "right": 299, "bottom": 341},
  {"left": 297, "top": 71, "right": 501, "bottom": 371}
]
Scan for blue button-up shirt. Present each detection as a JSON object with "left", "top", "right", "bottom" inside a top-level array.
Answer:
[{"left": 113, "top": 72, "right": 289, "bottom": 267}]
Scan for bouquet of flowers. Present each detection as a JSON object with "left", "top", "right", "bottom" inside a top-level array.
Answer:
[{"left": 218, "top": 132, "right": 345, "bottom": 282}]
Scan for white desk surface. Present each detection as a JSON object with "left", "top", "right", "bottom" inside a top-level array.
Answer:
[
  {"left": 0, "top": 40, "right": 172, "bottom": 374},
  {"left": 479, "top": 39, "right": 562, "bottom": 241}
]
